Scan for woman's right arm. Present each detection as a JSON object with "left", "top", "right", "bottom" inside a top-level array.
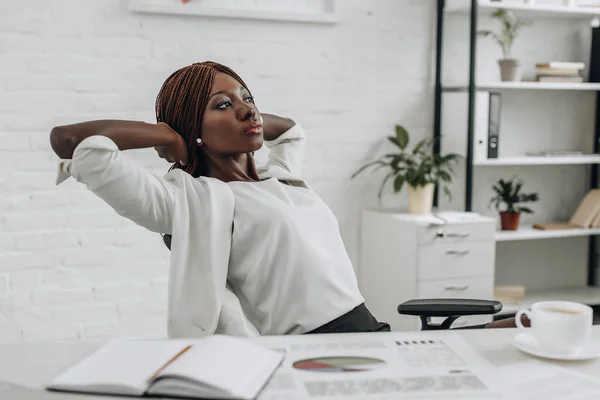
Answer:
[
  {"left": 50, "top": 120, "right": 187, "bottom": 234},
  {"left": 50, "top": 120, "right": 186, "bottom": 161}
]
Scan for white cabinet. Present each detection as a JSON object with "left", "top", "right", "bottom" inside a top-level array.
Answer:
[{"left": 359, "top": 210, "right": 496, "bottom": 331}]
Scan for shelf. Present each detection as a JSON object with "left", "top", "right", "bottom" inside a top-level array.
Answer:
[
  {"left": 497, "top": 286, "right": 600, "bottom": 316},
  {"left": 495, "top": 226, "right": 600, "bottom": 242},
  {"left": 446, "top": 0, "right": 600, "bottom": 19},
  {"left": 129, "top": 0, "right": 339, "bottom": 24},
  {"left": 444, "top": 82, "right": 600, "bottom": 91},
  {"left": 474, "top": 155, "right": 600, "bottom": 166}
]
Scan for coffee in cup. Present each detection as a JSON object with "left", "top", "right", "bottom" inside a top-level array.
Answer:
[{"left": 516, "top": 301, "right": 593, "bottom": 355}]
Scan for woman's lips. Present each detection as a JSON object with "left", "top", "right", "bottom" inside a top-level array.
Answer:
[{"left": 244, "top": 124, "right": 263, "bottom": 135}]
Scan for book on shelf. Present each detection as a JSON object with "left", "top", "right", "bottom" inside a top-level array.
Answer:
[
  {"left": 532, "top": 223, "right": 580, "bottom": 230},
  {"left": 494, "top": 285, "right": 526, "bottom": 305},
  {"left": 535, "top": 62, "right": 585, "bottom": 82},
  {"left": 532, "top": 190, "right": 600, "bottom": 231},
  {"left": 569, "top": 189, "right": 600, "bottom": 228},
  {"left": 46, "top": 336, "right": 284, "bottom": 400},
  {"left": 536, "top": 62, "right": 586, "bottom": 70},
  {"left": 536, "top": 67, "right": 582, "bottom": 76},
  {"left": 537, "top": 75, "right": 584, "bottom": 83}
]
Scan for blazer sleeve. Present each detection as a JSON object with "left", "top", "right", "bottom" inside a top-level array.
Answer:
[
  {"left": 263, "top": 123, "right": 306, "bottom": 177},
  {"left": 56, "top": 135, "right": 175, "bottom": 234}
]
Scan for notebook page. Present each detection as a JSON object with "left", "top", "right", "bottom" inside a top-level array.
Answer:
[
  {"left": 48, "top": 339, "right": 190, "bottom": 396},
  {"left": 153, "top": 335, "right": 283, "bottom": 399}
]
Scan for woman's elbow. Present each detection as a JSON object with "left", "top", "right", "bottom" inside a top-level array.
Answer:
[{"left": 50, "top": 126, "right": 77, "bottom": 159}]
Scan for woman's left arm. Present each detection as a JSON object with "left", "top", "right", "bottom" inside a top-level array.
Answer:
[
  {"left": 261, "top": 113, "right": 295, "bottom": 141},
  {"left": 261, "top": 113, "right": 306, "bottom": 177}
]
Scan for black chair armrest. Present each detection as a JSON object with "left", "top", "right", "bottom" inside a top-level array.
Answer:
[{"left": 398, "top": 298, "right": 503, "bottom": 330}]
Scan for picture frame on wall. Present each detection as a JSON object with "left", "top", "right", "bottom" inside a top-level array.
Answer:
[{"left": 129, "top": 0, "right": 340, "bottom": 24}]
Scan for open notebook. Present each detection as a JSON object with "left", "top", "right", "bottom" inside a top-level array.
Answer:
[{"left": 47, "top": 335, "right": 283, "bottom": 400}]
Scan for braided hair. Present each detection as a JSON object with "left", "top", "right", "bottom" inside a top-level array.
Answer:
[
  {"left": 155, "top": 62, "right": 251, "bottom": 250},
  {"left": 155, "top": 61, "right": 252, "bottom": 178}
]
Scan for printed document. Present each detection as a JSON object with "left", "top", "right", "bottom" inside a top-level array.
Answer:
[{"left": 249, "top": 332, "right": 505, "bottom": 400}]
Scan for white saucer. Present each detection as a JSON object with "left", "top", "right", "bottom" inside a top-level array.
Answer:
[{"left": 514, "top": 333, "right": 600, "bottom": 361}]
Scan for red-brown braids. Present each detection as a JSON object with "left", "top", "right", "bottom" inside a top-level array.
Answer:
[{"left": 155, "top": 61, "right": 251, "bottom": 177}]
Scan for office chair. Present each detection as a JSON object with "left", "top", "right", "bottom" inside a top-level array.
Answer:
[
  {"left": 397, "top": 298, "right": 503, "bottom": 331},
  {"left": 163, "top": 233, "right": 503, "bottom": 331}
]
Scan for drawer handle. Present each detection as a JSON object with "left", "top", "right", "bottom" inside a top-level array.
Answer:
[
  {"left": 446, "top": 250, "right": 470, "bottom": 255},
  {"left": 436, "top": 230, "right": 470, "bottom": 239},
  {"left": 444, "top": 285, "right": 469, "bottom": 292}
]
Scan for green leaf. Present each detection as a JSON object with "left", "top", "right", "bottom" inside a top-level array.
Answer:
[
  {"left": 387, "top": 136, "right": 403, "bottom": 149},
  {"left": 412, "top": 139, "right": 428, "bottom": 155},
  {"left": 351, "top": 160, "right": 385, "bottom": 179},
  {"left": 395, "top": 125, "right": 409, "bottom": 150},
  {"left": 518, "top": 206, "right": 533, "bottom": 214},
  {"left": 377, "top": 172, "right": 394, "bottom": 202},
  {"left": 393, "top": 175, "right": 405, "bottom": 193}
]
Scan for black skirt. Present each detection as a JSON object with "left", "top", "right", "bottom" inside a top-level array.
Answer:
[{"left": 306, "top": 303, "right": 391, "bottom": 334}]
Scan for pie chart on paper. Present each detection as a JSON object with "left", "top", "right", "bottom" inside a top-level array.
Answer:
[{"left": 292, "top": 356, "right": 385, "bottom": 373}]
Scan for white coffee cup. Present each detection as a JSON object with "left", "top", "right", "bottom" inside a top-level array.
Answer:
[{"left": 516, "top": 301, "right": 593, "bottom": 355}]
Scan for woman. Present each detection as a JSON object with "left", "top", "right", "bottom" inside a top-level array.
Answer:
[
  {"left": 51, "top": 61, "right": 524, "bottom": 336},
  {"left": 51, "top": 61, "right": 390, "bottom": 337}
]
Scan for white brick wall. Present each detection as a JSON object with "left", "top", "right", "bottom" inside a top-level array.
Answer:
[{"left": 0, "top": 0, "right": 435, "bottom": 342}]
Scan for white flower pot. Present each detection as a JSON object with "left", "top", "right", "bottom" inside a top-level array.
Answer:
[
  {"left": 407, "top": 183, "right": 435, "bottom": 214},
  {"left": 498, "top": 59, "right": 522, "bottom": 82}
]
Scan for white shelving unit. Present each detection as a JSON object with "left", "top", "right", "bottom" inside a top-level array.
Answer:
[
  {"left": 444, "top": 82, "right": 600, "bottom": 90},
  {"left": 474, "top": 155, "right": 600, "bottom": 166},
  {"left": 436, "top": 0, "right": 600, "bottom": 316},
  {"left": 446, "top": 0, "right": 600, "bottom": 18},
  {"left": 495, "top": 226, "right": 600, "bottom": 242},
  {"left": 498, "top": 286, "right": 600, "bottom": 315}
]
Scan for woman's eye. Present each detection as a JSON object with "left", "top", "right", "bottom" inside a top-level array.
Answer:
[
  {"left": 245, "top": 96, "right": 255, "bottom": 103},
  {"left": 217, "top": 101, "right": 232, "bottom": 109}
]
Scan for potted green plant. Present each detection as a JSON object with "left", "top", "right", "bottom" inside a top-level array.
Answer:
[
  {"left": 352, "top": 125, "right": 460, "bottom": 214},
  {"left": 489, "top": 178, "right": 539, "bottom": 231},
  {"left": 478, "top": 9, "right": 532, "bottom": 82}
]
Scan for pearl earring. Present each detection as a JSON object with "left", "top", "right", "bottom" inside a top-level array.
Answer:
[{"left": 196, "top": 138, "right": 202, "bottom": 145}]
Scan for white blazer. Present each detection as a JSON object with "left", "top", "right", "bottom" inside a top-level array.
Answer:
[{"left": 56, "top": 125, "right": 306, "bottom": 338}]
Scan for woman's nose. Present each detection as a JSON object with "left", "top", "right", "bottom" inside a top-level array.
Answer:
[{"left": 240, "top": 103, "right": 256, "bottom": 121}]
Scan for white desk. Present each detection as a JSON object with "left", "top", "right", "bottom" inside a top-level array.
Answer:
[{"left": 1, "top": 327, "right": 599, "bottom": 398}]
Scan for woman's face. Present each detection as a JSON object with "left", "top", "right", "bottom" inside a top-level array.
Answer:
[{"left": 200, "top": 72, "right": 263, "bottom": 156}]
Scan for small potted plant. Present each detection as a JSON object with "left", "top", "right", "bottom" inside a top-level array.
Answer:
[
  {"left": 489, "top": 177, "right": 539, "bottom": 231},
  {"left": 478, "top": 9, "right": 532, "bottom": 82},
  {"left": 352, "top": 125, "right": 460, "bottom": 214}
]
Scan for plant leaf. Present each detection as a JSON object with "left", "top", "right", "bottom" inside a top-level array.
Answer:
[
  {"left": 387, "top": 136, "right": 403, "bottom": 149},
  {"left": 393, "top": 175, "right": 405, "bottom": 193},
  {"left": 377, "top": 172, "right": 394, "bottom": 202},
  {"left": 412, "top": 138, "right": 428, "bottom": 155},
  {"left": 443, "top": 185, "right": 452, "bottom": 201},
  {"left": 395, "top": 125, "right": 409, "bottom": 150},
  {"left": 351, "top": 160, "right": 385, "bottom": 179}
]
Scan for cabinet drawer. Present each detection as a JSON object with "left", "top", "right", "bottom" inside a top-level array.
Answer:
[
  {"left": 418, "top": 242, "right": 494, "bottom": 281},
  {"left": 417, "top": 276, "right": 494, "bottom": 300},
  {"left": 417, "top": 223, "right": 495, "bottom": 245},
  {"left": 417, "top": 277, "right": 495, "bottom": 329}
]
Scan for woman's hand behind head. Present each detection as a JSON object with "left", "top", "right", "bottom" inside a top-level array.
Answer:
[{"left": 154, "top": 122, "right": 189, "bottom": 166}]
